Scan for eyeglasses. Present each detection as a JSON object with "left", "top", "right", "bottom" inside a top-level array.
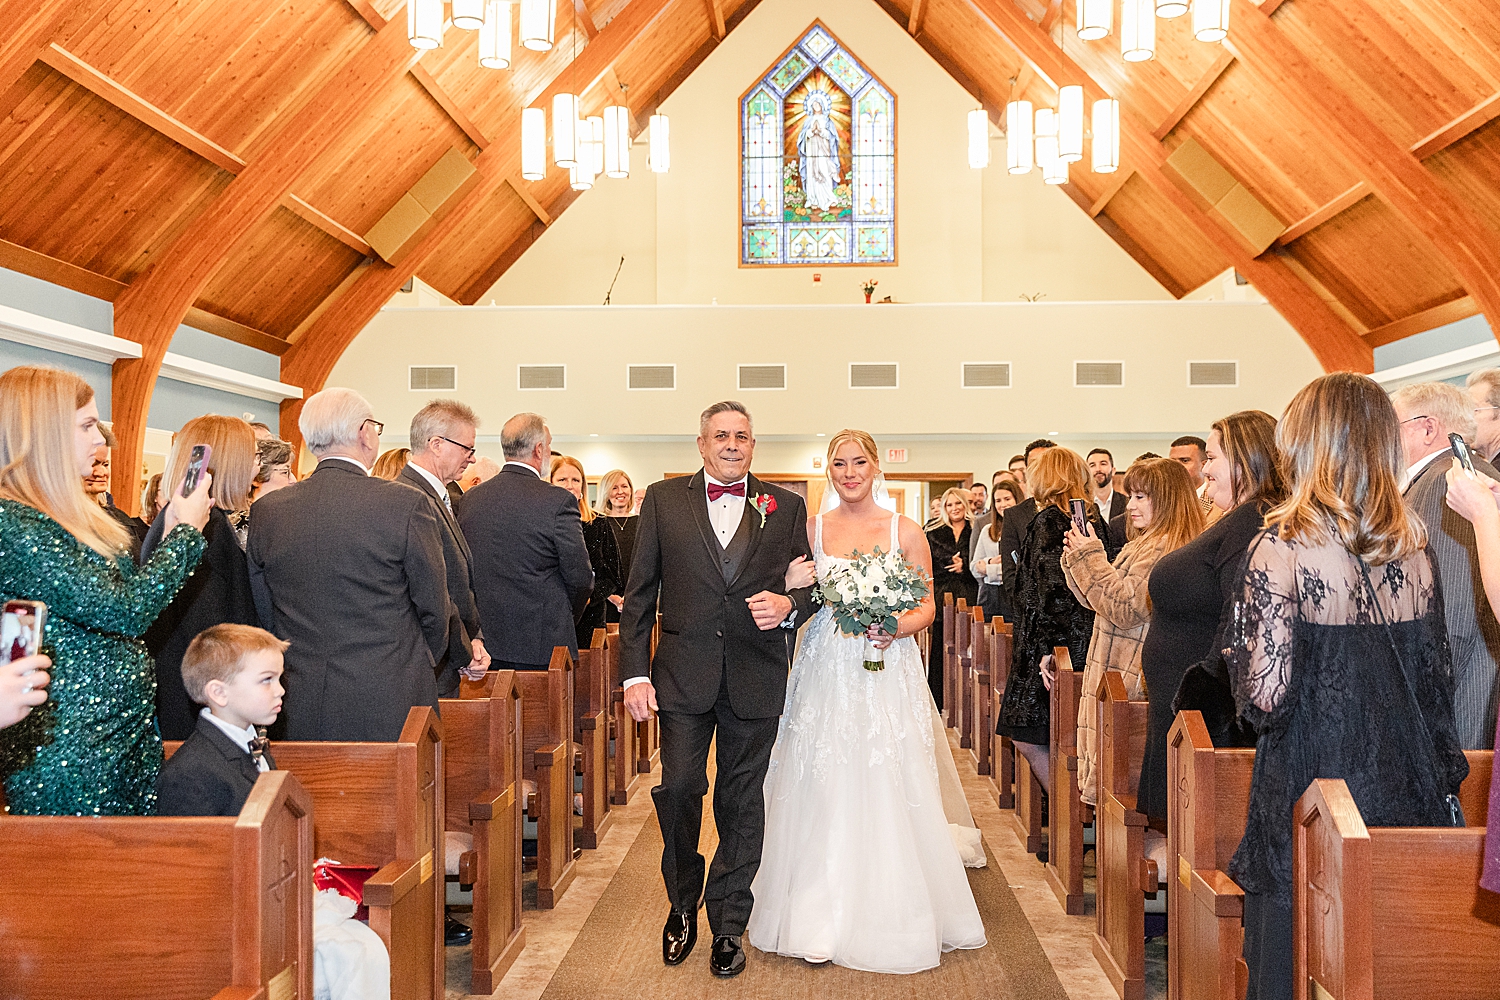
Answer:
[
  {"left": 438, "top": 436, "right": 476, "bottom": 459},
  {"left": 362, "top": 418, "right": 384, "bottom": 435},
  {"left": 1476, "top": 407, "right": 1500, "bottom": 416},
  {"left": 1399, "top": 415, "right": 1431, "bottom": 425}
]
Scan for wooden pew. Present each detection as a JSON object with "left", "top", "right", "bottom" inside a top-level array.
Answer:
[
  {"left": 992, "top": 619, "right": 1016, "bottom": 809},
  {"left": 575, "top": 628, "right": 614, "bottom": 850},
  {"left": 268, "top": 706, "right": 446, "bottom": 1000},
  {"left": 971, "top": 613, "right": 994, "bottom": 776},
  {"left": 445, "top": 671, "right": 526, "bottom": 994},
  {"left": 1294, "top": 756, "right": 1498, "bottom": 1000},
  {"left": 942, "top": 591, "right": 955, "bottom": 725},
  {"left": 1166, "top": 710, "right": 1255, "bottom": 1000},
  {"left": 516, "top": 646, "right": 577, "bottom": 909},
  {"left": 1092, "top": 670, "right": 1152, "bottom": 1000},
  {"left": 1045, "top": 646, "right": 1087, "bottom": 914},
  {"left": 606, "top": 623, "right": 640, "bottom": 805},
  {"left": 957, "top": 600, "right": 975, "bottom": 750},
  {"left": 1011, "top": 736, "right": 1048, "bottom": 855},
  {"left": 0, "top": 770, "right": 314, "bottom": 1000}
]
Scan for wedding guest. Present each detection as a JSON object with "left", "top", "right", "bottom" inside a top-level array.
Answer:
[
  {"left": 144, "top": 415, "right": 261, "bottom": 741},
  {"left": 1000, "top": 439, "right": 1058, "bottom": 610},
  {"left": 1087, "top": 449, "right": 1126, "bottom": 521},
  {"left": 631, "top": 487, "right": 646, "bottom": 514},
  {"left": 595, "top": 468, "right": 638, "bottom": 620},
  {"left": 0, "top": 366, "right": 211, "bottom": 815},
  {"left": 996, "top": 447, "right": 1105, "bottom": 748},
  {"left": 247, "top": 388, "right": 451, "bottom": 741},
  {"left": 552, "top": 455, "right": 622, "bottom": 649},
  {"left": 1008, "top": 454, "right": 1029, "bottom": 496},
  {"left": 140, "top": 472, "right": 166, "bottom": 525},
  {"left": 1144, "top": 412, "right": 1286, "bottom": 825},
  {"left": 86, "top": 423, "right": 148, "bottom": 558},
  {"left": 1170, "top": 435, "right": 1216, "bottom": 518},
  {"left": 456, "top": 456, "right": 500, "bottom": 492},
  {"left": 1227, "top": 373, "right": 1467, "bottom": 1000},
  {"left": 372, "top": 446, "right": 410, "bottom": 481},
  {"left": 0, "top": 653, "right": 50, "bottom": 730},
  {"left": 926, "top": 487, "right": 977, "bottom": 710},
  {"left": 1061, "top": 459, "right": 1202, "bottom": 807},
  {"left": 458, "top": 413, "right": 593, "bottom": 670},
  {"left": 248, "top": 421, "right": 275, "bottom": 442},
  {"left": 251, "top": 438, "right": 296, "bottom": 502},
  {"left": 972, "top": 478, "right": 1024, "bottom": 623},
  {"left": 1467, "top": 368, "right": 1500, "bottom": 465},
  {"left": 969, "top": 481, "right": 988, "bottom": 515},
  {"left": 924, "top": 497, "right": 943, "bottom": 531},
  {"left": 1392, "top": 382, "right": 1500, "bottom": 749}
]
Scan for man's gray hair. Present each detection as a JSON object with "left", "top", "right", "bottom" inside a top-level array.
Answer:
[
  {"left": 409, "top": 399, "right": 479, "bottom": 454},
  {"left": 501, "top": 412, "right": 547, "bottom": 460},
  {"left": 1468, "top": 368, "right": 1500, "bottom": 410},
  {"left": 699, "top": 400, "right": 752, "bottom": 437},
  {"left": 299, "top": 387, "right": 375, "bottom": 456},
  {"left": 1391, "top": 381, "right": 1477, "bottom": 443}
]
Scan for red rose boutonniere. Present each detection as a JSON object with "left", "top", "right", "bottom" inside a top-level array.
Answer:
[{"left": 751, "top": 492, "right": 777, "bottom": 527}]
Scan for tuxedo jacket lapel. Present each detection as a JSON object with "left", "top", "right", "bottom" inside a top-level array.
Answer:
[
  {"left": 198, "top": 716, "right": 263, "bottom": 786},
  {"left": 727, "top": 474, "right": 767, "bottom": 590},
  {"left": 399, "top": 466, "right": 470, "bottom": 560},
  {"left": 686, "top": 471, "right": 722, "bottom": 568}
]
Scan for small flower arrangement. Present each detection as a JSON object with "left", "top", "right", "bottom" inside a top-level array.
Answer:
[
  {"left": 812, "top": 546, "right": 930, "bottom": 670},
  {"left": 861, "top": 277, "right": 879, "bottom": 302},
  {"left": 751, "top": 492, "right": 777, "bottom": 527}
]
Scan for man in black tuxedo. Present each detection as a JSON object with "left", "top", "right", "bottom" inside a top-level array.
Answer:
[
  {"left": 1000, "top": 438, "right": 1056, "bottom": 609},
  {"left": 398, "top": 400, "right": 491, "bottom": 696},
  {"left": 620, "top": 401, "right": 815, "bottom": 979},
  {"left": 457, "top": 412, "right": 593, "bottom": 670},
  {"left": 247, "top": 388, "right": 451, "bottom": 742},
  {"left": 1087, "top": 448, "right": 1128, "bottom": 522}
]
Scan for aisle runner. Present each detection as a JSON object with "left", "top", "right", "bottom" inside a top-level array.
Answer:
[{"left": 538, "top": 821, "right": 1071, "bottom": 1000}]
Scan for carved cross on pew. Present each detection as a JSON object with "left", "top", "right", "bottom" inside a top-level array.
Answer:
[{"left": 270, "top": 847, "right": 296, "bottom": 904}]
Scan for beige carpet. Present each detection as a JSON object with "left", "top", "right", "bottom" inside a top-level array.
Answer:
[{"left": 537, "top": 817, "right": 1071, "bottom": 1000}]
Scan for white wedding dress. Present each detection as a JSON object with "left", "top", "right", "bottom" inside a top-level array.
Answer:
[{"left": 747, "top": 514, "right": 988, "bottom": 974}]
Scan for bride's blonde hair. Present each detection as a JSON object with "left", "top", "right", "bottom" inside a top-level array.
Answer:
[{"left": 824, "top": 429, "right": 881, "bottom": 482}]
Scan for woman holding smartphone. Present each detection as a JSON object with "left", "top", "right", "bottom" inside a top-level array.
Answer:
[{"left": 0, "top": 366, "right": 211, "bottom": 815}]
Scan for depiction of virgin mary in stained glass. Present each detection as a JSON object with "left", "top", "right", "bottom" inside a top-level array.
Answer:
[{"left": 783, "top": 74, "right": 851, "bottom": 221}]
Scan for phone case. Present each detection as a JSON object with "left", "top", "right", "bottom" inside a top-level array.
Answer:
[{"left": 1, "top": 601, "right": 46, "bottom": 664}]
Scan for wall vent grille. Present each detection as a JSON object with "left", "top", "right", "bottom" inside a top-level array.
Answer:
[
  {"left": 738, "top": 364, "right": 787, "bottom": 390},
  {"left": 1188, "top": 361, "right": 1239, "bottom": 387},
  {"left": 1074, "top": 361, "right": 1124, "bottom": 387},
  {"left": 409, "top": 365, "right": 456, "bottom": 391},
  {"left": 627, "top": 364, "right": 676, "bottom": 390},
  {"left": 849, "top": 362, "right": 899, "bottom": 389},
  {"left": 962, "top": 362, "right": 1011, "bottom": 388},
  {"left": 518, "top": 364, "right": 566, "bottom": 390}
]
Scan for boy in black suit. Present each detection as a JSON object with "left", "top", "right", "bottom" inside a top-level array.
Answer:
[{"left": 155, "top": 624, "right": 286, "bottom": 817}]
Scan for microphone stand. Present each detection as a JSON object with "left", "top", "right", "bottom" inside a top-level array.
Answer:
[{"left": 603, "top": 256, "right": 625, "bottom": 305}]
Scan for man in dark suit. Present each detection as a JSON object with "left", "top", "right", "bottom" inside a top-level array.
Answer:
[
  {"left": 457, "top": 412, "right": 593, "bottom": 670},
  {"left": 620, "top": 401, "right": 815, "bottom": 979},
  {"left": 1393, "top": 383, "right": 1500, "bottom": 749},
  {"left": 1468, "top": 369, "right": 1500, "bottom": 466},
  {"left": 399, "top": 400, "right": 490, "bottom": 696},
  {"left": 247, "top": 388, "right": 451, "bottom": 742},
  {"left": 1087, "top": 448, "right": 1128, "bottom": 522},
  {"left": 1000, "top": 439, "right": 1056, "bottom": 609}
]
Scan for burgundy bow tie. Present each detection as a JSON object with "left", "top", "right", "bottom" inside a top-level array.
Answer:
[{"left": 707, "top": 481, "right": 746, "bottom": 501}]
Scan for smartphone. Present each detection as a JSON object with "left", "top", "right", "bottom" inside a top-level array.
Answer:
[
  {"left": 181, "top": 443, "right": 212, "bottom": 497},
  {"left": 1, "top": 600, "right": 46, "bottom": 664},
  {"left": 1069, "top": 498, "right": 1089, "bottom": 536},
  {"left": 1451, "top": 432, "right": 1477, "bottom": 476}
]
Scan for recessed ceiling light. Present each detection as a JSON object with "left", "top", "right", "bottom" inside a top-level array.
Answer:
[
  {"left": 816, "top": 433, "right": 825, "bottom": 437},
  {"left": 590, "top": 433, "right": 599, "bottom": 437},
  {"left": 1049, "top": 430, "right": 1059, "bottom": 435}
]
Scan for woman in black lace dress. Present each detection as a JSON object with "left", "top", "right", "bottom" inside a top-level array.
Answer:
[
  {"left": 926, "top": 487, "right": 977, "bottom": 710},
  {"left": 550, "top": 456, "right": 622, "bottom": 649},
  {"left": 996, "top": 448, "right": 1106, "bottom": 747},
  {"left": 595, "top": 469, "right": 637, "bottom": 623},
  {"left": 1226, "top": 373, "right": 1469, "bottom": 1000}
]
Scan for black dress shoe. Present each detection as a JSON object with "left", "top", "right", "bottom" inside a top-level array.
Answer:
[
  {"left": 445, "top": 915, "right": 473, "bottom": 946},
  {"left": 662, "top": 908, "right": 697, "bottom": 966},
  {"left": 710, "top": 935, "right": 746, "bottom": 978}
]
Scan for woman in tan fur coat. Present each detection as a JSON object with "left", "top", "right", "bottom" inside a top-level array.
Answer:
[{"left": 1058, "top": 459, "right": 1204, "bottom": 805}]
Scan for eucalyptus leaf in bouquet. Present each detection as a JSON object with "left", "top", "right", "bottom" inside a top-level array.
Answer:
[{"left": 812, "top": 546, "right": 931, "bottom": 670}]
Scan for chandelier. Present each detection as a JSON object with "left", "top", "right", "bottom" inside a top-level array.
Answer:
[{"left": 408, "top": 0, "right": 519, "bottom": 70}]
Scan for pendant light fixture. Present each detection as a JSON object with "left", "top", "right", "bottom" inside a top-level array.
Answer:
[
  {"left": 1035, "top": 107, "right": 1060, "bottom": 178},
  {"left": 1156, "top": 0, "right": 1188, "bottom": 17},
  {"left": 519, "top": 0, "right": 554, "bottom": 51},
  {"left": 1091, "top": 99, "right": 1120, "bottom": 173},
  {"left": 649, "top": 114, "right": 670, "bottom": 173},
  {"left": 570, "top": 121, "right": 596, "bottom": 191},
  {"left": 479, "top": 0, "right": 512, "bottom": 68},
  {"left": 552, "top": 94, "right": 579, "bottom": 167},
  {"left": 453, "top": 0, "right": 485, "bottom": 29},
  {"left": 1077, "top": 0, "right": 1111, "bottom": 40},
  {"left": 521, "top": 106, "right": 546, "bottom": 179},
  {"left": 1192, "top": 0, "right": 1230, "bottom": 42},
  {"left": 967, "top": 109, "right": 989, "bottom": 169},
  {"left": 1006, "top": 100, "right": 1033, "bottom": 174},
  {"left": 407, "top": 0, "right": 443, "bottom": 49},
  {"left": 587, "top": 115, "right": 605, "bottom": 176},
  {"left": 1121, "top": 0, "right": 1156, "bottom": 62},
  {"left": 1057, "top": 86, "right": 1084, "bottom": 163},
  {"left": 603, "top": 105, "right": 630, "bottom": 178}
]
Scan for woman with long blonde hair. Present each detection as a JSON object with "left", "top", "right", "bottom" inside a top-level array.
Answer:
[
  {"left": 594, "top": 469, "right": 638, "bottom": 620},
  {"left": 1225, "top": 373, "right": 1467, "bottom": 1000},
  {"left": 924, "top": 486, "right": 977, "bottom": 709},
  {"left": 0, "top": 366, "right": 212, "bottom": 815},
  {"left": 550, "top": 455, "right": 622, "bottom": 648}
]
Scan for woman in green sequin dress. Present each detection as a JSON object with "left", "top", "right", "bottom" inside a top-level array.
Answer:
[{"left": 0, "top": 366, "right": 211, "bottom": 816}]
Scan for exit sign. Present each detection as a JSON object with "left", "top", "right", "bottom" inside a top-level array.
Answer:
[{"left": 886, "top": 448, "right": 908, "bottom": 464}]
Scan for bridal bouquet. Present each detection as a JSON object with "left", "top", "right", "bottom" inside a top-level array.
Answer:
[{"left": 812, "top": 546, "right": 930, "bottom": 670}]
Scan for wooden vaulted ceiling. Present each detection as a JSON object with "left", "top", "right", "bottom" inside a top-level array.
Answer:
[{"left": 0, "top": 0, "right": 1497, "bottom": 509}]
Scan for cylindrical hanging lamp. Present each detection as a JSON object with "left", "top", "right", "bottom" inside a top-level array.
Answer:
[
  {"left": 479, "top": 0, "right": 511, "bottom": 68},
  {"left": 1077, "top": 0, "right": 1112, "bottom": 40},
  {"left": 571, "top": 121, "right": 596, "bottom": 191},
  {"left": 1122, "top": 0, "right": 1156, "bottom": 62},
  {"left": 648, "top": 114, "right": 670, "bottom": 173},
  {"left": 1035, "top": 107, "right": 1066, "bottom": 184},
  {"left": 1006, "top": 100, "right": 1033, "bottom": 174},
  {"left": 407, "top": 0, "right": 443, "bottom": 49},
  {"left": 603, "top": 106, "right": 630, "bottom": 178},
  {"left": 1156, "top": 0, "right": 1188, "bottom": 17},
  {"left": 1192, "top": 0, "right": 1230, "bottom": 42},
  {"left": 1058, "top": 86, "right": 1084, "bottom": 163},
  {"left": 1091, "top": 99, "right": 1120, "bottom": 173},
  {"left": 967, "top": 109, "right": 989, "bottom": 169},
  {"left": 552, "top": 93, "right": 579, "bottom": 167},
  {"left": 519, "top": 0, "right": 555, "bottom": 51},
  {"left": 521, "top": 106, "right": 547, "bottom": 180},
  {"left": 453, "top": 0, "right": 485, "bottom": 29},
  {"left": 587, "top": 116, "right": 605, "bottom": 176}
]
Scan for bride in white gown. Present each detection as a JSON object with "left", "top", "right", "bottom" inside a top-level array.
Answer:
[{"left": 747, "top": 430, "right": 987, "bottom": 974}]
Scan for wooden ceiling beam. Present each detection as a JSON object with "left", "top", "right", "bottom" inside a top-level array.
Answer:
[
  {"left": 410, "top": 64, "right": 491, "bottom": 149},
  {"left": 1225, "top": 3, "right": 1500, "bottom": 346},
  {"left": 575, "top": 0, "right": 602, "bottom": 39},
  {"left": 1364, "top": 295, "right": 1480, "bottom": 349},
  {"left": 181, "top": 307, "right": 289, "bottom": 356},
  {"left": 0, "top": 0, "right": 86, "bottom": 104},
  {"left": 1151, "top": 49, "right": 1234, "bottom": 141},
  {"left": 908, "top": 0, "right": 927, "bottom": 36},
  {"left": 1087, "top": 168, "right": 1133, "bottom": 218},
  {"left": 702, "top": 0, "right": 725, "bottom": 39},
  {"left": 1273, "top": 181, "right": 1370, "bottom": 247},
  {"left": 1410, "top": 92, "right": 1500, "bottom": 160},
  {"left": 1038, "top": 0, "right": 1063, "bottom": 35},
  {"left": 505, "top": 176, "right": 553, "bottom": 224},
  {"left": 345, "top": 0, "right": 387, "bottom": 30},
  {"left": 873, "top": 0, "right": 1005, "bottom": 124},
  {"left": 282, "top": 194, "right": 375, "bottom": 256},
  {"left": 106, "top": 12, "right": 425, "bottom": 512}
]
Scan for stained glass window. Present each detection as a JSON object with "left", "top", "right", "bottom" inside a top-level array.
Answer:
[{"left": 740, "top": 23, "right": 896, "bottom": 266}]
